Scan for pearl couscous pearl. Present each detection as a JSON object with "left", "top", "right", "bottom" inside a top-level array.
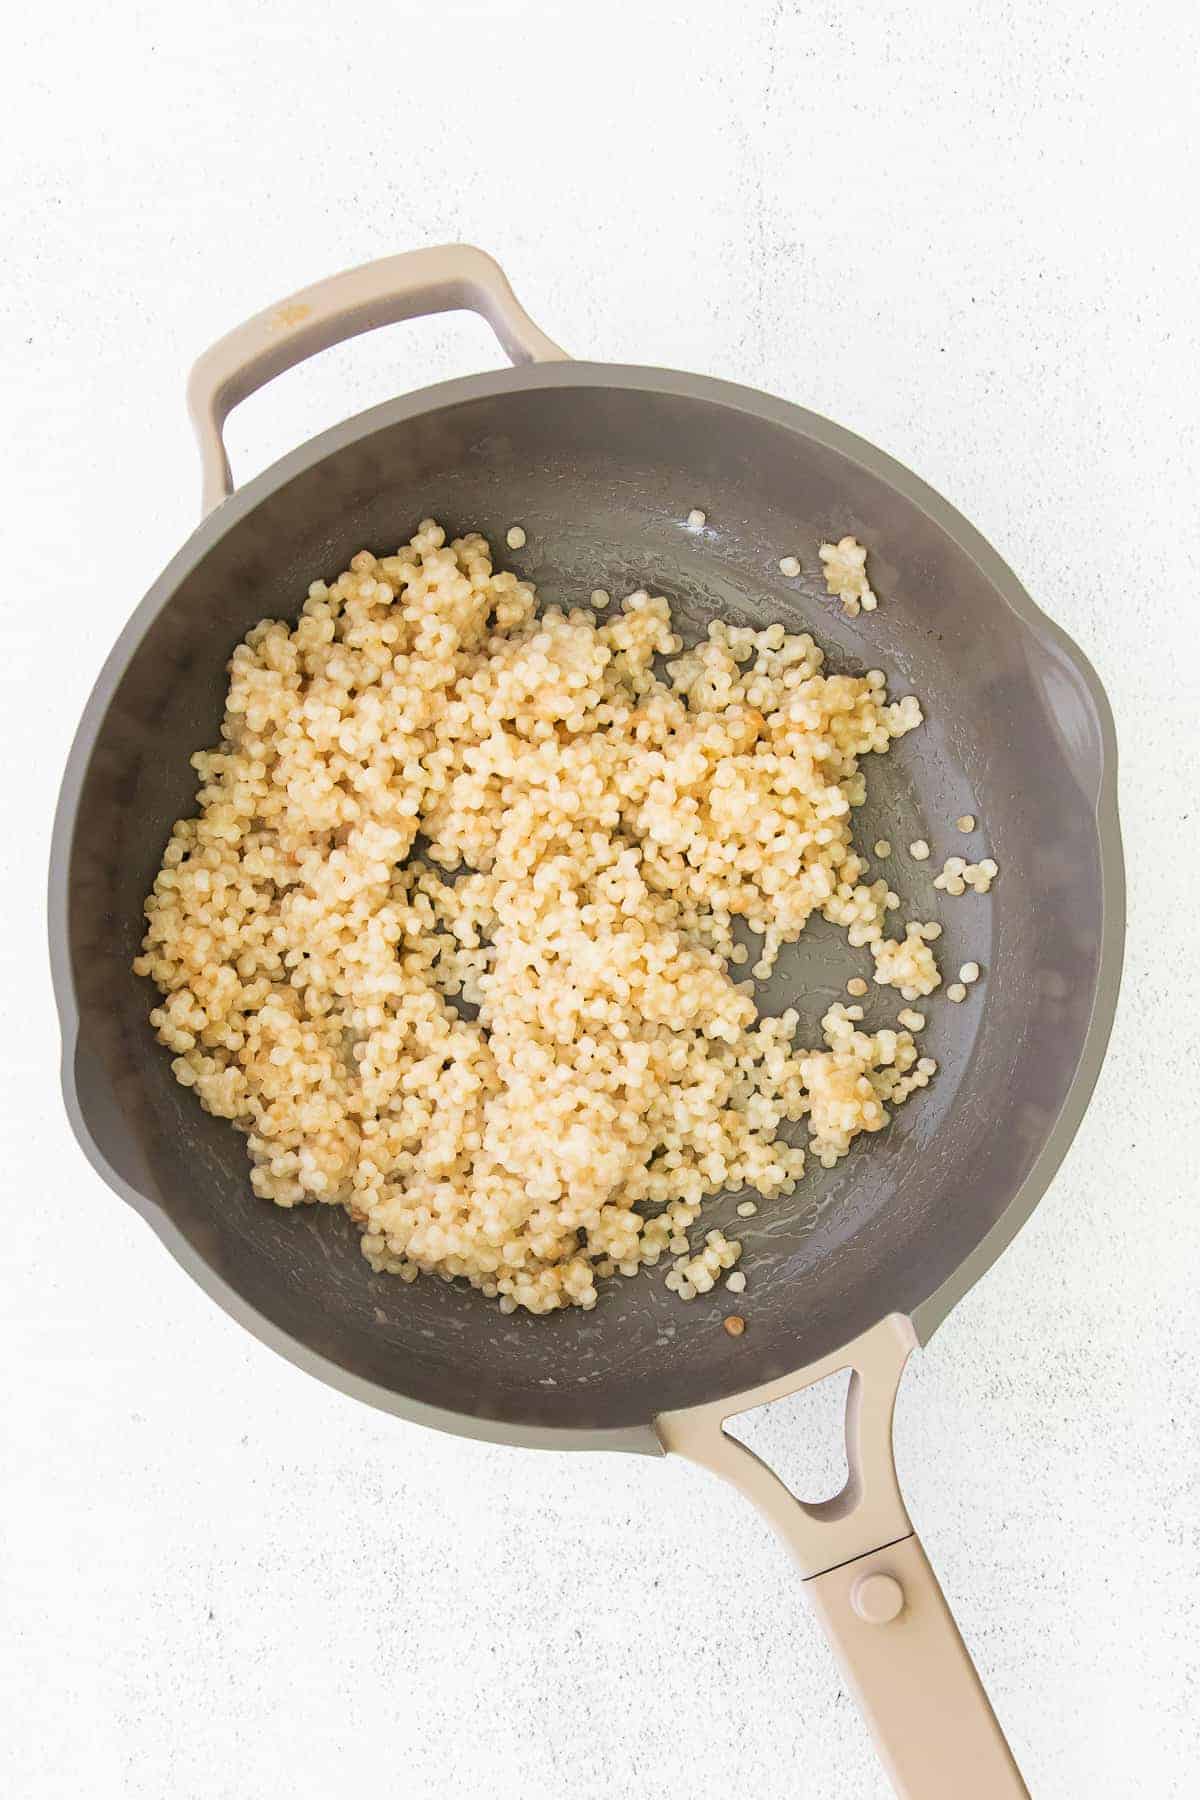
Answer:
[
  {"left": 819, "top": 535, "right": 877, "bottom": 615},
  {"left": 934, "top": 854, "right": 1000, "bottom": 896}
]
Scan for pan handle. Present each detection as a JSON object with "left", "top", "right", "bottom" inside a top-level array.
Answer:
[
  {"left": 186, "top": 244, "right": 568, "bottom": 516},
  {"left": 657, "top": 1315, "right": 1029, "bottom": 1799}
]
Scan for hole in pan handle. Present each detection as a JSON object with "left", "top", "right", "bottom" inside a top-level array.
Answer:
[
  {"left": 657, "top": 1315, "right": 1030, "bottom": 1800},
  {"left": 186, "top": 243, "right": 569, "bottom": 517}
]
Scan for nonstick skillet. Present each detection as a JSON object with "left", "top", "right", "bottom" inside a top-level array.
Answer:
[{"left": 50, "top": 245, "right": 1123, "bottom": 1797}]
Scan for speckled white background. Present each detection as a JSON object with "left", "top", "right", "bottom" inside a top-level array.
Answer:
[{"left": 3, "top": 3, "right": 1198, "bottom": 1795}]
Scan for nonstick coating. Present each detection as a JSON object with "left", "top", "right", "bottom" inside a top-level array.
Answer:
[{"left": 53, "top": 365, "right": 1119, "bottom": 1442}]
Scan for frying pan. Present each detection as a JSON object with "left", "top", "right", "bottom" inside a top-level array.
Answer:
[{"left": 49, "top": 245, "right": 1123, "bottom": 1798}]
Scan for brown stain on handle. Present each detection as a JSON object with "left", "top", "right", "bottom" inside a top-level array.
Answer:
[{"left": 269, "top": 302, "right": 313, "bottom": 332}]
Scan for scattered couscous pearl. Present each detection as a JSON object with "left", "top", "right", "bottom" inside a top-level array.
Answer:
[
  {"left": 959, "top": 962, "right": 981, "bottom": 984},
  {"left": 725, "top": 1271, "right": 747, "bottom": 1294},
  {"left": 898, "top": 1008, "right": 925, "bottom": 1030},
  {"left": 873, "top": 839, "right": 892, "bottom": 858},
  {"left": 920, "top": 921, "right": 942, "bottom": 941},
  {"left": 819, "top": 535, "right": 877, "bottom": 616},
  {"left": 847, "top": 976, "right": 869, "bottom": 997},
  {"left": 947, "top": 982, "right": 967, "bottom": 1002},
  {"left": 934, "top": 852, "right": 999, "bottom": 895},
  {"left": 687, "top": 508, "right": 707, "bottom": 529},
  {"left": 956, "top": 814, "right": 976, "bottom": 833},
  {"left": 736, "top": 1200, "right": 758, "bottom": 1218},
  {"left": 505, "top": 525, "right": 526, "bottom": 549},
  {"left": 917, "top": 1056, "right": 937, "bottom": 1076},
  {"left": 778, "top": 555, "right": 802, "bottom": 578},
  {"left": 909, "top": 839, "right": 931, "bottom": 861},
  {"left": 590, "top": 588, "right": 610, "bottom": 607},
  {"left": 723, "top": 1314, "right": 746, "bottom": 1337}
]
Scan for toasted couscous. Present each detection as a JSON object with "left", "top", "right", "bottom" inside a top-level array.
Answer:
[
  {"left": 819, "top": 535, "right": 877, "bottom": 615},
  {"left": 135, "top": 521, "right": 941, "bottom": 1314}
]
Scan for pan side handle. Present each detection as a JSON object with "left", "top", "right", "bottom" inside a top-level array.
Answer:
[
  {"left": 186, "top": 244, "right": 568, "bottom": 516},
  {"left": 657, "top": 1315, "right": 1029, "bottom": 1800}
]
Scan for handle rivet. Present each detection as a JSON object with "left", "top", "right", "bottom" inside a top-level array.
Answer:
[{"left": 851, "top": 1572, "right": 905, "bottom": 1624}]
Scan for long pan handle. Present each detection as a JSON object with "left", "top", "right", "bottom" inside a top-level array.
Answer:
[
  {"left": 806, "top": 1534, "right": 1028, "bottom": 1796},
  {"left": 657, "top": 1315, "right": 1029, "bottom": 1798},
  {"left": 187, "top": 244, "right": 568, "bottom": 516}
]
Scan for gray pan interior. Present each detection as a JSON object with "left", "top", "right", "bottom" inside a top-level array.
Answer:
[{"left": 50, "top": 365, "right": 1122, "bottom": 1451}]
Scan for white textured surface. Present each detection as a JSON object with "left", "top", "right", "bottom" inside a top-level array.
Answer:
[{"left": 3, "top": 3, "right": 1199, "bottom": 1795}]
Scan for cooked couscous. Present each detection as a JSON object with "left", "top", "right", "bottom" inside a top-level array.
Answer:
[
  {"left": 819, "top": 535, "right": 877, "bottom": 615},
  {"left": 934, "top": 854, "right": 1000, "bottom": 896},
  {"left": 135, "top": 520, "right": 940, "bottom": 1314}
]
